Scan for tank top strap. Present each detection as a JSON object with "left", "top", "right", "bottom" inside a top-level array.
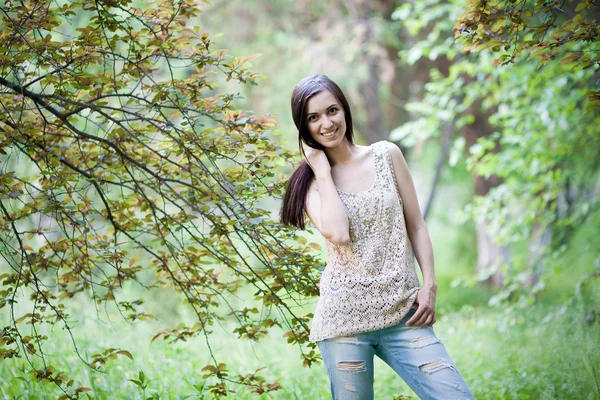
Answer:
[
  {"left": 370, "top": 141, "right": 384, "bottom": 186},
  {"left": 372, "top": 140, "right": 387, "bottom": 176},
  {"left": 374, "top": 140, "right": 403, "bottom": 205}
]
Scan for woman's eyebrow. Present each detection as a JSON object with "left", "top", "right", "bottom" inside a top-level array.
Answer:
[{"left": 306, "top": 103, "right": 340, "bottom": 116}]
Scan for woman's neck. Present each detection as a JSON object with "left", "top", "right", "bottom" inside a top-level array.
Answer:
[{"left": 324, "top": 140, "right": 359, "bottom": 167}]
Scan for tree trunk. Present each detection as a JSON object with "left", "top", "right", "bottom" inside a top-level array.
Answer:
[
  {"left": 355, "top": 0, "right": 385, "bottom": 144},
  {"left": 528, "top": 222, "right": 551, "bottom": 288},
  {"left": 423, "top": 121, "right": 454, "bottom": 221},
  {"left": 462, "top": 98, "right": 507, "bottom": 288}
]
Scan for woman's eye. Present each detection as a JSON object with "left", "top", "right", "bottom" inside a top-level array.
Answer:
[
  {"left": 329, "top": 108, "right": 338, "bottom": 114},
  {"left": 308, "top": 115, "right": 316, "bottom": 122}
]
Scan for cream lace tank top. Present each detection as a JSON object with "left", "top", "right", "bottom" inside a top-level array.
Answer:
[{"left": 309, "top": 140, "right": 421, "bottom": 343}]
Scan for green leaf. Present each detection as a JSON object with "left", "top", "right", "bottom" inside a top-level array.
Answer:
[{"left": 116, "top": 350, "right": 134, "bottom": 360}]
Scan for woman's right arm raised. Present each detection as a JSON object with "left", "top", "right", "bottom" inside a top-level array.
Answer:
[{"left": 304, "top": 147, "right": 350, "bottom": 245}]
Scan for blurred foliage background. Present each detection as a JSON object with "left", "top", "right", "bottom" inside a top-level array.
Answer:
[{"left": 1, "top": 0, "right": 599, "bottom": 398}]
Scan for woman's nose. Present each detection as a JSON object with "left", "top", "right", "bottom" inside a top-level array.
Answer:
[{"left": 322, "top": 115, "right": 333, "bottom": 128}]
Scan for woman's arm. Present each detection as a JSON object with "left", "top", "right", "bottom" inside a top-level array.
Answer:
[
  {"left": 387, "top": 142, "right": 438, "bottom": 326},
  {"left": 304, "top": 147, "right": 350, "bottom": 245}
]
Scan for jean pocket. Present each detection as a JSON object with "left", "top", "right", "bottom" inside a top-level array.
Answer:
[{"left": 404, "top": 307, "right": 417, "bottom": 320}]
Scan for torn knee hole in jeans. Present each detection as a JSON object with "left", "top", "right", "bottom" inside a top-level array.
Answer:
[
  {"left": 337, "top": 361, "right": 367, "bottom": 372},
  {"left": 411, "top": 335, "right": 439, "bottom": 349},
  {"left": 419, "top": 358, "right": 451, "bottom": 374}
]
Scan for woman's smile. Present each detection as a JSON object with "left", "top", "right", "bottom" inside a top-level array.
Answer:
[{"left": 321, "top": 128, "right": 337, "bottom": 138}]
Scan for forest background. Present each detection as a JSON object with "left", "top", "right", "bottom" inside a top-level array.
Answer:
[{"left": 0, "top": 0, "right": 599, "bottom": 399}]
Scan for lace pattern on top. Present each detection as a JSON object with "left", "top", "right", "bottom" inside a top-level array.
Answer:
[{"left": 309, "top": 140, "right": 420, "bottom": 343}]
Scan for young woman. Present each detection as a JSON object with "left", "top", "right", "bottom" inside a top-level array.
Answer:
[{"left": 280, "top": 74, "right": 474, "bottom": 400}]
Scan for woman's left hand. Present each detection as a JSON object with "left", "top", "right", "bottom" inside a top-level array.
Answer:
[{"left": 406, "top": 286, "right": 437, "bottom": 327}]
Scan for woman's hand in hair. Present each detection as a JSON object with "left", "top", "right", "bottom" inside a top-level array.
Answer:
[{"left": 304, "top": 146, "right": 331, "bottom": 177}]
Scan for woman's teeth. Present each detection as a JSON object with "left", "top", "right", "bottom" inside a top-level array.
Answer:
[{"left": 322, "top": 129, "right": 336, "bottom": 138}]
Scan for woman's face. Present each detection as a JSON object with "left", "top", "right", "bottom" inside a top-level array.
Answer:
[{"left": 304, "top": 90, "right": 347, "bottom": 148}]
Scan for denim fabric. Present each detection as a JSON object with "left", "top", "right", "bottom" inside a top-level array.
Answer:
[{"left": 317, "top": 308, "right": 474, "bottom": 399}]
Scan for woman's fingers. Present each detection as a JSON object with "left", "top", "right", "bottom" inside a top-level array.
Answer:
[
  {"left": 414, "top": 311, "right": 430, "bottom": 326},
  {"left": 405, "top": 308, "right": 422, "bottom": 326},
  {"left": 424, "top": 313, "right": 435, "bottom": 326},
  {"left": 406, "top": 306, "right": 435, "bottom": 327},
  {"left": 304, "top": 146, "right": 330, "bottom": 173}
]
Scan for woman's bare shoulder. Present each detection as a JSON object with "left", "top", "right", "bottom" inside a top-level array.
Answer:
[
  {"left": 386, "top": 141, "right": 411, "bottom": 169},
  {"left": 385, "top": 140, "right": 402, "bottom": 156}
]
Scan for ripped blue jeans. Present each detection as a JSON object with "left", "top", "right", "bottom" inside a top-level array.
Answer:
[{"left": 317, "top": 308, "right": 474, "bottom": 399}]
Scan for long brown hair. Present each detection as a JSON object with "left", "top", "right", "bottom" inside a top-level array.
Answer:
[{"left": 279, "top": 74, "right": 355, "bottom": 229}]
